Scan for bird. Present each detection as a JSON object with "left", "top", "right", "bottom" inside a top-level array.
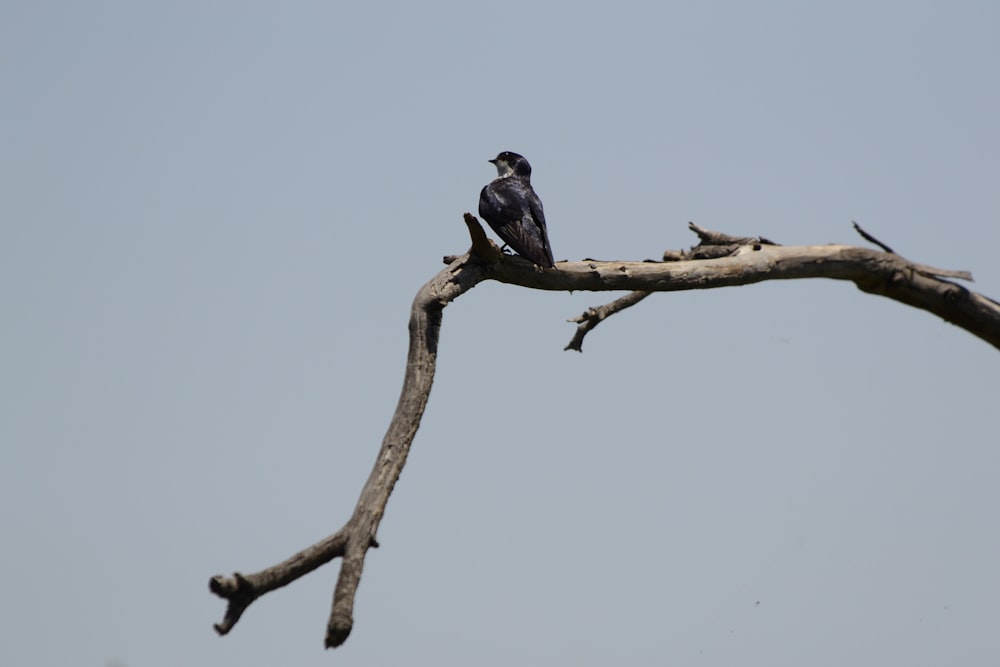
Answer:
[{"left": 478, "top": 151, "right": 556, "bottom": 269}]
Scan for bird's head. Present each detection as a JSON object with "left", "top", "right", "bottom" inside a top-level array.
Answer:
[{"left": 489, "top": 151, "right": 531, "bottom": 179}]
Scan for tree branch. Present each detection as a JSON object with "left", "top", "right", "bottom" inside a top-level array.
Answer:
[
  {"left": 564, "top": 222, "right": 986, "bottom": 351},
  {"left": 210, "top": 246, "right": 490, "bottom": 648},
  {"left": 211, "top": 216, "right": 999, "bottom": 650},
  {"left": 565, "top": 291, "right": 651, "bottom": 352}
]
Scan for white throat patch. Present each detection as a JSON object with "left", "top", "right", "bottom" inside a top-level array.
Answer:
[{"left": 495, "top": 160, "right": 514, "bottom": 178}]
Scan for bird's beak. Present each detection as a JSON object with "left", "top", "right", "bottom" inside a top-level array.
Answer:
[{"left": 488, "top": 158, "right": 497, "bottom": 165}]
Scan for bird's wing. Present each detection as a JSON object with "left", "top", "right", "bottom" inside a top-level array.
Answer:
[
  {"left": 479, "top": 180, "right": 555, "bottom": 268},
  {"left": 526, "top": 189, "right": 555, "bottom": 266}
]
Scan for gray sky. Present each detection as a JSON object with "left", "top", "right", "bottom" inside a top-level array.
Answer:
[{"left": 2, "top": 2, "right": 998, "bottom": 666}]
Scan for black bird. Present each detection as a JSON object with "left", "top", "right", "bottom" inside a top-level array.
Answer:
[{"left": 478, "top": 151, "right": 555, "bottom": 268}]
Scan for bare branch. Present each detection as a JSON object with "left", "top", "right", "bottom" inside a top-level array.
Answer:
[
  {"left": 567, "top": 222, "right": 772, "bottom": 349},
  {"left": 209, "top": 530, "right": 348, "bottom": 635},
  {"left": 852, "top": 220, "right": 973, "bottom": 281},
  {"left": 529, "top": 248, "right": 996, "bottom": 349},
  {"left": 852, "top": 220, "right": 896, "bottom": 253},
  {"left": 688, "top": 221, "right": 777, "bottom": 247},
  {"left": 463, "top": 212, "right": 503, "bottom": 264},
  {"left": 211, "top": 243, "right": 491, "bottom": 647},
  {"left": 565, "top": 291, "right": 651, "bottom": 352},
  {"left": 211, "top": 216, "right": 998, "bottom": 651},
  {"left": 564, "top": 222, "right": 982, "bottom": 350}
]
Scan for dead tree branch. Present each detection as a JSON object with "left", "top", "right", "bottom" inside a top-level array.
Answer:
[
  {"left": 565, "top": 220, "right": 985, "bottom": 350},
  {"left": 210, "top": 243, "right": 490, "bottom": 648},
  {"left": 852, "top": 220, "right": 896, "bottom": 253},
  {"left": 565, "top": 291, "right": 651, "bottom": 352},
  {"left": 211, "top": 215, "right": 1000, "bottom": 650}
]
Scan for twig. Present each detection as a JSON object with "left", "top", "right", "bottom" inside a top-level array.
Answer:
[
  {"left": 565, "top": 291, "right": 651, "bottom": 352},
  {"left": 688, "top": 221, "right": 777, "bottom": 247},
  {"left": 853, "top": 221, "right": 973, "bottom": 281},
  {"left": 565, "top": 223, "right": 774, "bottom": 350},
  {"left": 852, "top": 221, "right": 895, "bottom": 253}
]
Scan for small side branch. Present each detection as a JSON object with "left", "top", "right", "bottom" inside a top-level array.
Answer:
[
  {"left": 852, "top": 221, "right": 973, "bottom": 281},
  {"left": 563, "top": 222, "right": 777, "bottom": 352},
  {"left": 210, "top": 530, "right": 348, "bottom": 635},
  {"left": 852, "top": 221, "right": 896, "bottom": 253},
  {"left": 688, "top": 221, "right": 777, "bottom": 248},
  {"left": 463, "top": 212, "right": 503, "bottom": 264},
  {"left": 567, "top": 222, "right": 777, "bottom": 350},
  {"left": 565, "top": 291, "right": 651, "bottom": 352}
]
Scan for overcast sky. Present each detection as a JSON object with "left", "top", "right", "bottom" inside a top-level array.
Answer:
[{"left": 2, "top": 2, "right": 999, "bottom": 666}]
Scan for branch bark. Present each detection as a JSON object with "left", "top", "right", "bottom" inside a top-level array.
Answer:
[
  {"left": 564, "top": 221, "right": 983, "bottom": 351},
  {"left": 210, "top": 217, "right": 1000, "bottom": 650},
  {"left": 210, "top": 249, "right": 490, "bottom": 647}
]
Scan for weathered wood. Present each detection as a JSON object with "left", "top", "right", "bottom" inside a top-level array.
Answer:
[
  {"left": 210, "top": 217, "right": 998, "bottom": 650},
  {"left": 210, "top": 249, "right": 489, "bottom": 647},
  {"left": 554, "top": 244, "right": 996, "bottom": 350}
]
